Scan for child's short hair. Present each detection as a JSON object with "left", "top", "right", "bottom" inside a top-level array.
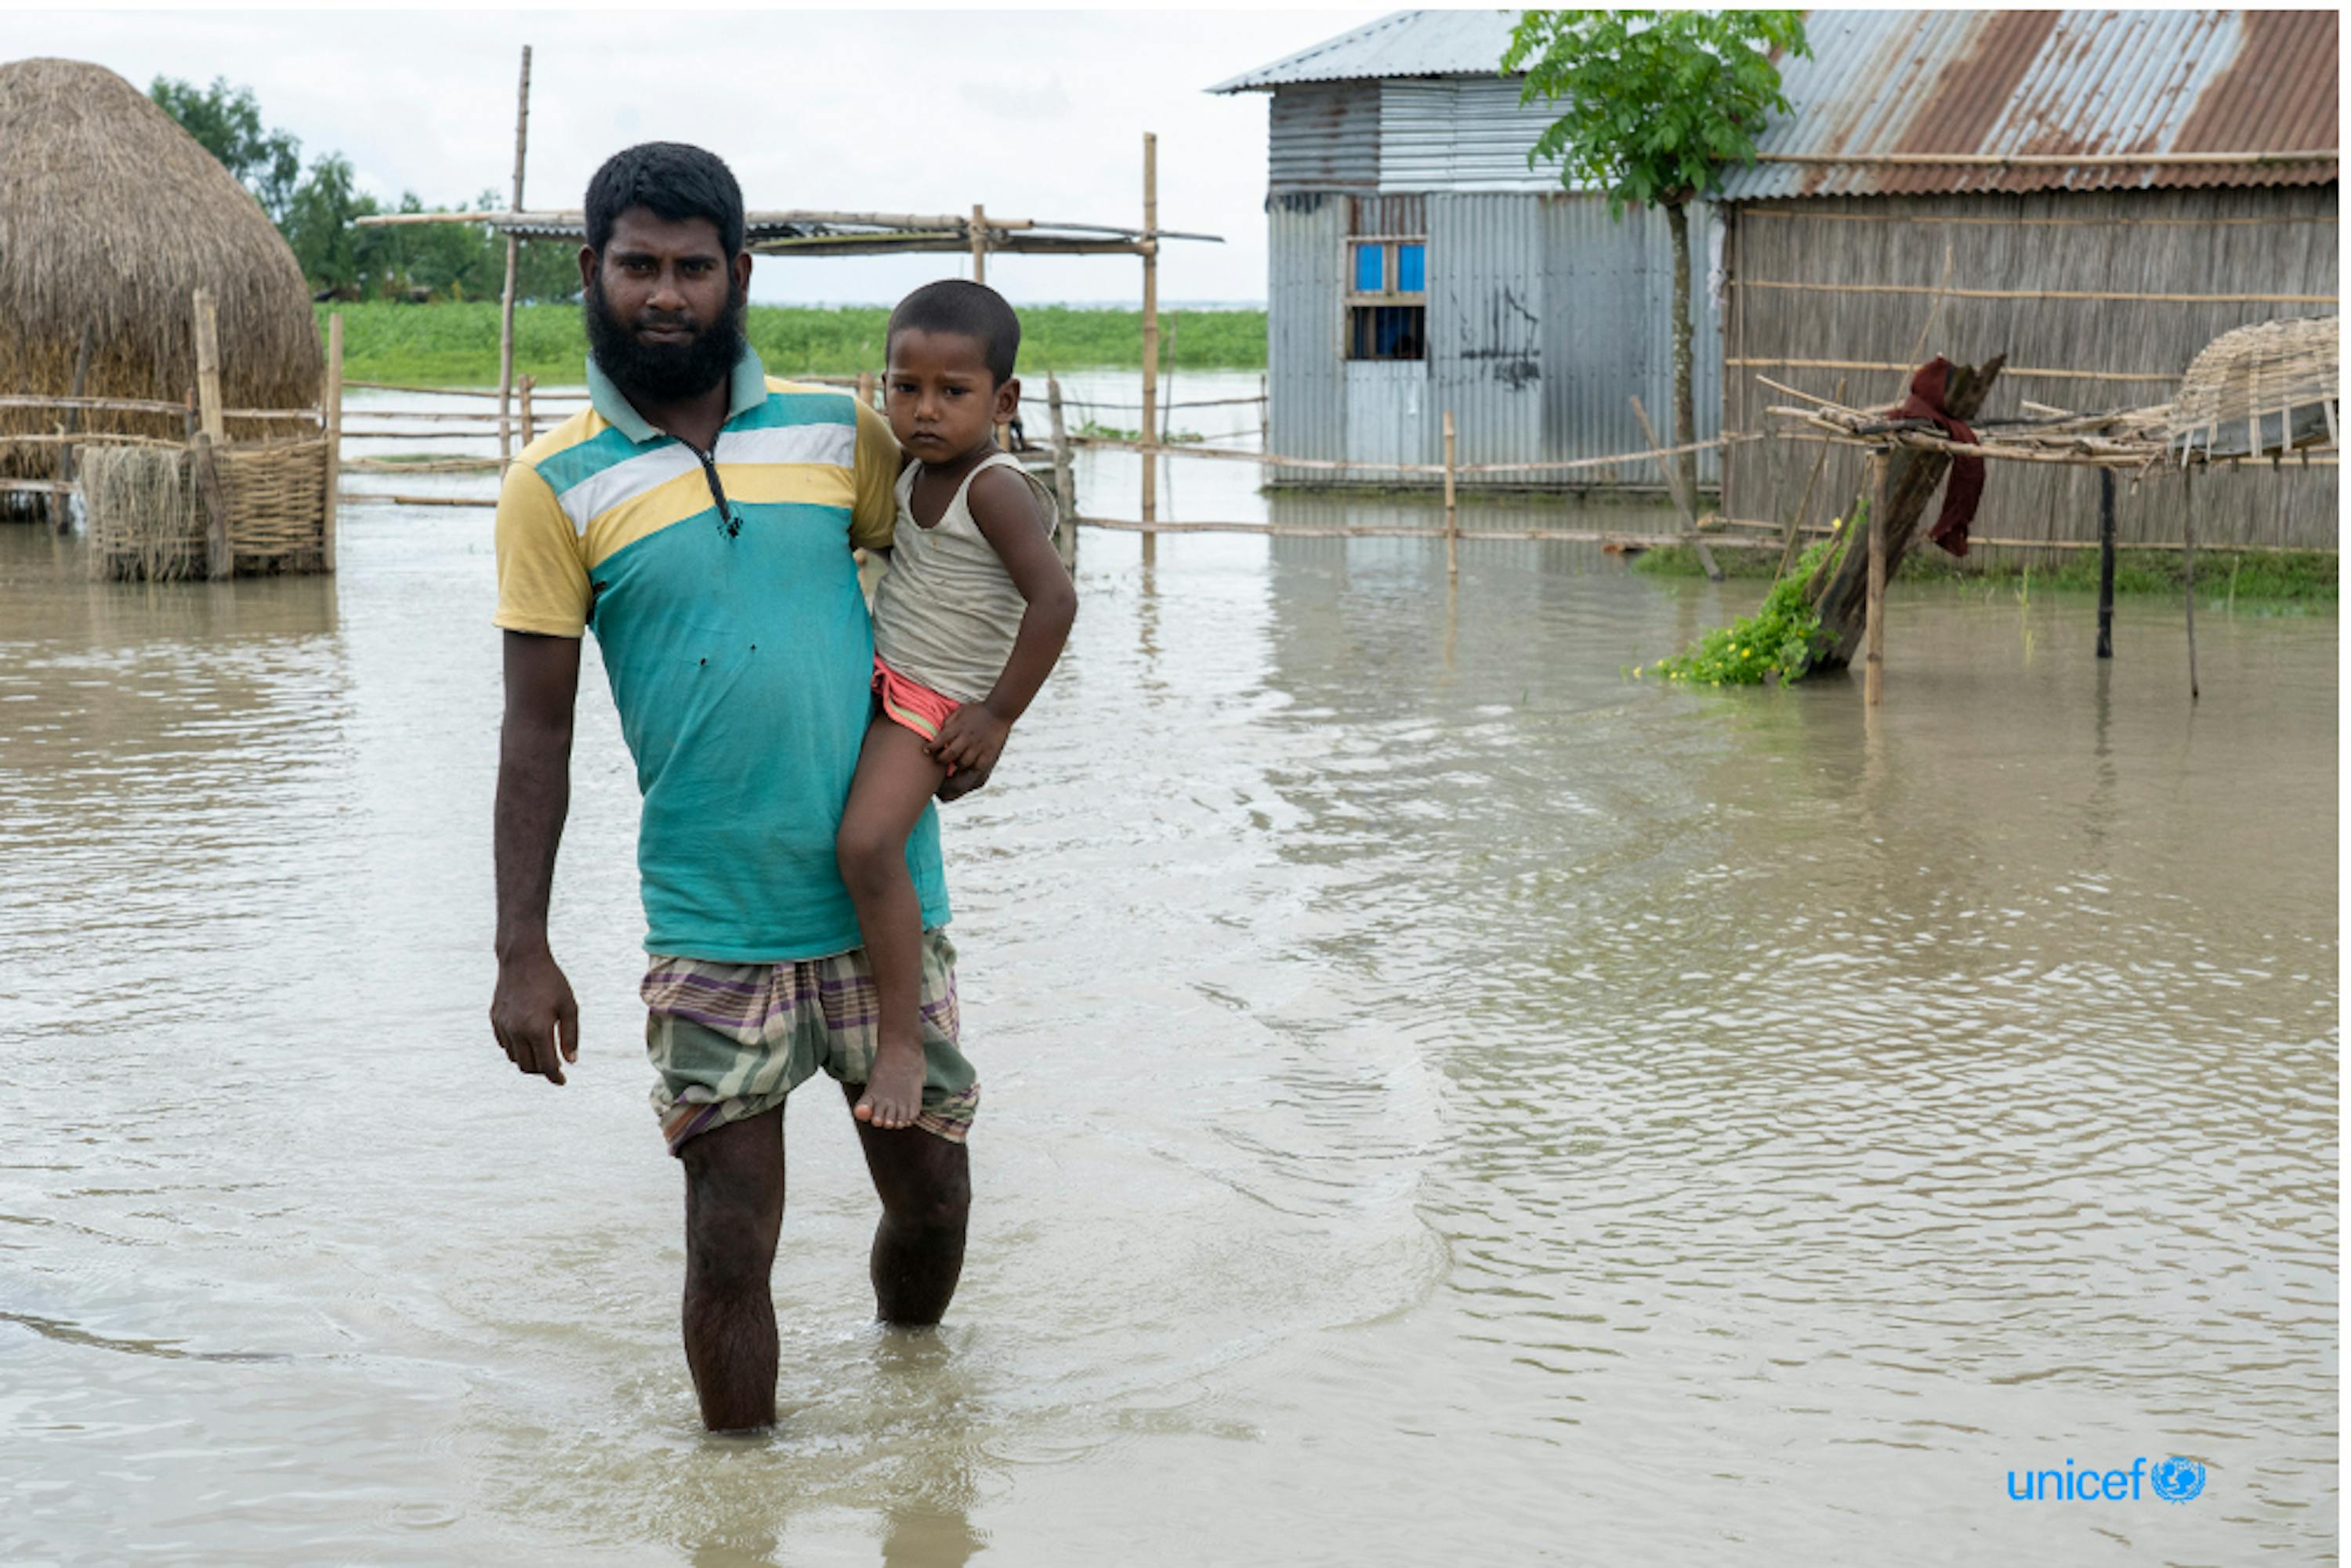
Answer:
[{"left": 887, "top": 281, "right": 1020, "bottom": 385}]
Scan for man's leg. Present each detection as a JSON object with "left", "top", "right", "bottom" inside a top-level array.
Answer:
[
  {"left": 839, "top": 1083, "right": 969, "bottom": 1325},
  {"left": 679, "top": 1104, "right": 784, "bottom": 1430}
]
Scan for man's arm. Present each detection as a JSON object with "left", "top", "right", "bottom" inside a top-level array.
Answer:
[{"left": 491, "top": 629, "right": 582, "bottom": 1085}]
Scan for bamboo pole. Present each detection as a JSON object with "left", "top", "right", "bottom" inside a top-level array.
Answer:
[
  {"left": 1741, "top": 281, "right": 2335, "bottom": 306},
  {"left": 0, "top": 395, "right": 318, "bottom": 420},
  {"left": 2182, "top": 471, "right": 2200, "bottom": 701},
  {"left": 1731, "top": 355, "right": 2177, "bottom": 385},
  {"left": 856, "top": 371, "right": 874, "bottom": 412},
  {"left": 1046, "top": 375, "right": 1078, "bottom": 572},
  {"left": 2095, "top": 468, "right": 2115, "bottom": 659},
  {"left": 1056, "top": 429, "right": 1744, "bottom": 474},
  {"left": 969, "top": 203, "right": 986, "bottom": 284},
  {"left": 50, "top": 322, "right": 92, "bottom": 533},
  {"left": 323, "top": 311, "right": 342, "bottom": 573},
  {"left": 1777, "top": 375, "right": 1844, "bottom": 581},
  {"left": 497, "top": 44, "right": 533, "bottom": 476},
  {"left": 342, "top": 379, "right": 587, "bottom": 400},
  {"left": 192, "top": 290, "right": 225, "bottom": 442},
  {"left": 1742, "top": 208, "right": 2338, "bottom": 229},
  {"left": 1259, "top": 372, "right": 1269, "bottom": 451},
  {"left": 193, "top": 431, "right": 231, "bottom": 578},
  {"left": 1139, "top": 131, "right": 1158, "bottom": 564},
  {"left": 1443, "top": 409, "right": 1458, "bottom": 580},
  {"left": 1629, "top": 393, "right": 1719, "bottom": 581},
  {"left": 1864, "top": 453, "right": 1886, "bottom": 707},
  {"left": 519, "top": 375, "right": 535, "bottom": 446}
]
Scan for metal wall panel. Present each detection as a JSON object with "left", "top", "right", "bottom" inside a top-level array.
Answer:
[
  {"left": 1265, "top": 190, "right": 1725, "bottom": 491},
  {"left": 1344, "top": 360, "right": 1431, "bottom": 476},
  {"left": 1429, "top": 194, "right": 1547, "bottom": 481},
  {"left": 1380, "top": 77, "right": 1567, "bottom": 194},
  {"left": 1266, "top": 192, "right": 1349, "bottom": 480},
  {"left": 1268, "top": 81, "right": 1379, "bottom": 192}
]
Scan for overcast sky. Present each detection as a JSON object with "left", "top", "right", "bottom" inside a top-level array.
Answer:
[{"left": 8, "top": 7, "right": 1399, "bottom": 306}]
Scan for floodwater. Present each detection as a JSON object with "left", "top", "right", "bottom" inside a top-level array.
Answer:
[{"left": 2, "top": 374, "right": 2336, "bottom": 1566}]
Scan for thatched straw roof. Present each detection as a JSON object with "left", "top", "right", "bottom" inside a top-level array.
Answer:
[{"left": 0, "top": 57, "right": 320, "bottom": 484}]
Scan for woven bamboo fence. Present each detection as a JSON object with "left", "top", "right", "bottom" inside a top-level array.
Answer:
[
  {"left": 83, "top": 436, "right": 331, "bottom": 580},
  {"left": 1722, "top": 186, "right": 2339, "bottom": 561}
]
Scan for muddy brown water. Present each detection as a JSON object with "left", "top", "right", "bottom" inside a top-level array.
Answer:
[{"left": 1, "top": 379, "right": 2336, "bottom": 1564}]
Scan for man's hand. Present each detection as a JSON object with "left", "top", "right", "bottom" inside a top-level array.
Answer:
[
  {"left": 491, "top": 945, "right": 579, "bottom": 1085},
  {"left": 932, "top": 702, "right": 1011, "bottom": 780}
]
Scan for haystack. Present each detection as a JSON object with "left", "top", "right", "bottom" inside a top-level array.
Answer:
[{"left": 0, "top": 58, "right": 321, "bottom": 505}]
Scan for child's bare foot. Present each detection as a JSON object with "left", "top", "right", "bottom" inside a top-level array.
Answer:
[{"left": 854, "top": 1037, "right": 926, "bottom": 1131}]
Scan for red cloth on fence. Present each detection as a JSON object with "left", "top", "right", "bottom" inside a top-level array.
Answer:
[{"left": 1888, "top": 357, "right": 1984, "bottom": 558}]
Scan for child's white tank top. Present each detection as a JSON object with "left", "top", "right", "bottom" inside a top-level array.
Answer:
[{"left": 870, "top": 452, "right": 1059, "bottom": 705}]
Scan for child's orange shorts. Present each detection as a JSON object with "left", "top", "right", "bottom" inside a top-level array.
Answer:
[{"left": 872, "top": 654, "right": 960, "bottom": 748}]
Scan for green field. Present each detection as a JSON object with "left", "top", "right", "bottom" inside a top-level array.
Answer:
[
  {"left": 1633, "top": 540, "right": 2337, "bottom": 607},
  {"left": 317, "top": 301, "right": 1266, "bottom": 386}
]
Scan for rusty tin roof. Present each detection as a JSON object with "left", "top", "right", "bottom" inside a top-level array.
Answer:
[{"left": 1715, "top": 9, "right": 2337, "bottom": 200}]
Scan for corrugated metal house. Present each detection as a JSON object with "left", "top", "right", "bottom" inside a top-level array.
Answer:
[
  {"left": 1211, "top": 9, "right": 1723, "bottom": 489},
  {"left": 1715, "top": 9, "right": 2338, "bottom": 557}
]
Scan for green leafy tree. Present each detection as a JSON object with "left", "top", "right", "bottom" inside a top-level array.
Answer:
[
  {"left": 1505, "top": 10, "right": 1808, "bottom": 502},
  {"left": 282, "top": 153, "right": 398, "bottom": 296},
  {"left": 150, "top": 75, "right": 303, "bottom": 224}
]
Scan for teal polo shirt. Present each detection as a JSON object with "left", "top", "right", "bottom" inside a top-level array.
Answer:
[{"left": 492, "top": 347, "right": 950, "bottom": 961}]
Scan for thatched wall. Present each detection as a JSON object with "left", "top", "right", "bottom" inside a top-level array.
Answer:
[
  {"left": 0, "top": 58, "right": 321, "bottom": 498},
  {"left": 1722, "top": 188, "right": 2338, "bottom": 562}
]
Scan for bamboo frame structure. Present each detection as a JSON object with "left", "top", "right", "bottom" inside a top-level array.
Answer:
[{"left": 494, "top": 48, "right": 532, "bottom": 473}]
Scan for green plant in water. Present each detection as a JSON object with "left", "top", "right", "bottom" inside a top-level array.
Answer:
[{"left": 1634, "top": 527, "right": 1845, "bottom": 687}]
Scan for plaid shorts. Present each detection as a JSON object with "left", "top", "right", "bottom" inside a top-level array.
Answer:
[{"left": 641, "top": 929, "right": 978, "bottom": 1156}]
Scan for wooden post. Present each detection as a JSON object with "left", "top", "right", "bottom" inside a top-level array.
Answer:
[
  {"left": 1047, "top": 375, "right": 1079, "bottom": 573},
  {"left": 1864, "top": 452, "right": 1886, "bottom": 706},
  {"left": 1629, "top": 393, "right": 1719, "bottom": 581},
  {"left": 1776, "top": 375, "right": 1844, "bottom": 581},
  {"left": 50, "top": 322, "right": 92, "bottom": 532},
  {"left": 2182, "top": 469, "right": 2200, "bottom": 701},
  {"left": 497, "top": 44, "right": 533, "bottom": 475},
  {"left": 193, "top": 430, "right": 231, "bottom": 580},
  {"left": 322, "top": 311, "right": 342, "bottom": 574},
  {"left": 856, "top": 370, "right": 875, "bottom": 412},
  {"left": 191, "top": 289, "right": 225, "bottom": 443},
  {"left": 518, "top": 374, "right": 536, "bottom": 446},
  {"left": 1442, "top": 408, "right": 1458, "bottom": 580},
  {"left": 1259, "top": 371, "right": 1269, "bottom": 451},
  {"left": 1139, "top": 132, "right": 1159, "bottom": 563},
  {"left": 2095, "top": 467, "right": 2115, "bottom": 659},
  {"left": 969, "top": 203, "right": 987, "bottom": 285}
]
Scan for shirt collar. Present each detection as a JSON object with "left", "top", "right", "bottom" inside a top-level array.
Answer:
[{"left": 585, "top": 346, "right": 770, "bottom": 445}]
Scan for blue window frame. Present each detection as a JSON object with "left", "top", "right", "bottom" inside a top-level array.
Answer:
[{"left": 1353, "top": 243, "right": 1385, "bottom": 294}]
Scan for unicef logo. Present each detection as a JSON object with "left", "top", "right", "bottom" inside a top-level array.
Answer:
[{"left": 2150, "top": 1457, "right": 2207, "bottom": 1503}]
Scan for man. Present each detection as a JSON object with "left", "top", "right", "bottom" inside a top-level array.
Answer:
[{"left": 487, "top": 143, "right": 984, "bottom": 1432}]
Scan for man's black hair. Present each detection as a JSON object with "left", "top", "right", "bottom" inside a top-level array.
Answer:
[
  {"left": 887, "top": 280, "right": 1020, "bottom": 386},
  {"left": 584, "top": 143, "right": 745, "bottom": 257}
]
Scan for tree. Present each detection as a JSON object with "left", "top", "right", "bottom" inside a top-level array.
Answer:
[
  {"left": 1505, "top": 10, "right": 1808, "bottom": 502},
  {"left": 150, "top": 75, "right": 303, "bottom": 225}
]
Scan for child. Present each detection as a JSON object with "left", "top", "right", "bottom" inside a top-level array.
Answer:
[{"left": 838, "top": 281, "right": 1077, "bottom": 1130}]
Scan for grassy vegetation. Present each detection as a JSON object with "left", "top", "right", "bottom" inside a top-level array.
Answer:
[
  {"left": 1636, "top": 529, "right": 1849, "bottom": 686},
  {"left": 1633, "top": 537, "right": 2337, "bottom": 608},
  {"left": 318, "top": 301, "right": 1266, "bottom": 385}
]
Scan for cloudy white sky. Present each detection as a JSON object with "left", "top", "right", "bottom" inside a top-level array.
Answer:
[{"left": 7, "top": 6, "right": 1402, "bottom": 306}]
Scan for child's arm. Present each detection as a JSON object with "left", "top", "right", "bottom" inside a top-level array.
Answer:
[{"left": 930, "top": 467, "right": 1076, "bottom": 779}]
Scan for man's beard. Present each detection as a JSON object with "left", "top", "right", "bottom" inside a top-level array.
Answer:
[{"left": 584, "top": 273, "right": 748, "bottom": 408}]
